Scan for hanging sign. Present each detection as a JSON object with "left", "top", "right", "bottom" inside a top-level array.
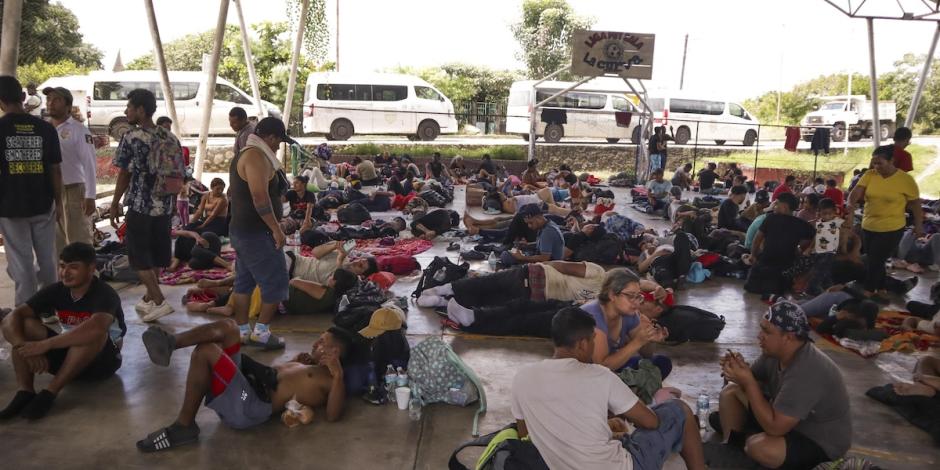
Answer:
[{"left": 571, "top": 30, "right": 655, "bottom": 79}]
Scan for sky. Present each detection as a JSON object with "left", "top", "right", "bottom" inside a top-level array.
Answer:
[{"left": 58, "top": 0, "right": 940, "bottom": 102}]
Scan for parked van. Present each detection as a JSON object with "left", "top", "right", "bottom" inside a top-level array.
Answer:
[
  {"left": 302, "top": 72, "right": 458, "bottom": 141},
  {"left": 39, "top": 70, "right": 281, "bottom": 140},
  {"left": 505, "top": 79, "right": 644, "bottom": 144},
  {"left": 647, "top": 95, "right": 759, "bottom": 146}
]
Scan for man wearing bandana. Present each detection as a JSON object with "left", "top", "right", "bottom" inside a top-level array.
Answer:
[{"left": 705, "top": 301, "right": 851, "bottom": 469}]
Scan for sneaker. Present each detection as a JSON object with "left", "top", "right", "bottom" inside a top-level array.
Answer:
[
  {"left": 141, "top": 302, "right": 175, "bottom": 323},
  {"left": 136, "top": 422, "right": 200, "bottom": 453},
  {"left": 40, "top": 313, "right": 59, "bottom": 325},
  {"left": 135, "top": 299, "right": 154, "bottom": 317}
]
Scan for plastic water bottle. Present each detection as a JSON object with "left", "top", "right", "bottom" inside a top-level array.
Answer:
[
  {"left": 396, "top": 367, "right": 408, "bottom": 387},
  {"left": 697, "top": 394, "right": 710, "bottom": 429},
  {"left": 487, "top": 251, "right": 498, "bottom": 270},
  {"left": 384, "top": 365, "right": 397, "bottom": 404},
  {"left": 408, "top": 386, "right": 423, "bottom": 421}
]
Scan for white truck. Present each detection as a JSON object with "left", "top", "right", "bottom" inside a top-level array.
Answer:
[{"left": 800, "top": 95, "right": 896, "bottom": 142}]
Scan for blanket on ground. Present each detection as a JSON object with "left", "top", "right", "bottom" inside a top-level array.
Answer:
[
  {"left": 300, "top": 238, "right": 432, "bottom": 258},
  {"left": 159, "top": 251, "right": 235, "bottom": 285},
  {"left": 810, "top": 310, "right": 940, "bottom": 357}
]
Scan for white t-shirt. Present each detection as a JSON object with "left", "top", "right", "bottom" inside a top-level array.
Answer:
[
  {"left": 542, "top": 262, "right": 605, "bottom": 302},
  {"left": 512, "top": 358, "right": 640, "bottom": 470},
  {"left": 514, "top": 194, "right": 541, "bottom": 211},
  {"left": 292, "top": 251, "right": 341, "bottom": 284},
  {"left": 25, "top": 94, "right": 42, "bottom": 116},
  {"left": 813, "top": 217, "right": 844, "bottom": 254}
]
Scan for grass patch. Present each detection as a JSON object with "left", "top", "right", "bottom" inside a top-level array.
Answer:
[{"left": 334, "top": 143, "right": 527, "bottom": 161}]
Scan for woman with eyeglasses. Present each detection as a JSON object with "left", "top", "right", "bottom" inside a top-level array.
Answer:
[{"left": 579, "top": 268, "right": 672, "bottom": 379}]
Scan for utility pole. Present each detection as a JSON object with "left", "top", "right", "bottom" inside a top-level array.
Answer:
[
  {"left": 679, "top": 34, "right": 688, "bottom": 90},
  {"left": 335, "top": 0, "right": 340, "bottom": 71}
]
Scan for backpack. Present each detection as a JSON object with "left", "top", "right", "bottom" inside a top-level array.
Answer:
[
  {"left": 98, "top": 254, "right": 139, "bottom": 283},
  {"left": 376, "top": 255, "right": 420, "bottom": 275},
  {"left": 413, "top": 256, "right": 469, "bottom": 298},
  {"left": 693, "top": 196, "right": 721, "bottom": 209},
  {"left": 404, "top": 197, "right": 429, "bottom": 215},
  {"left": 571, "top": 233, "right": 623, "bottom": 265},
  {"left": 148, "top": 127, "right": 187, "bottom": 197},
  {"left": 483, "top": 191, "right": 503, "bottom": 213},
  {"left": 419, "top": 189, "right": 448, "bottom": 208},
  {"left": 658, "top": 305, "right": 726, "bottom": 342},
  {"left": 448, "top": 424, "right": 549, "bottom": 470},
  {"left": 337, "top": 202, "right": 371, "bottom": 225},
  {"left": 409, "top": 336, "right": 487, "bottom": 436}
]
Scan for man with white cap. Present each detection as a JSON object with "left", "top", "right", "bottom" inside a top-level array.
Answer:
[
  {"left": 705, "top": 301, "right": 852, "bottom": 469},
  {"left": 43, "top": 86, "right": 97, "bottom": 251}
]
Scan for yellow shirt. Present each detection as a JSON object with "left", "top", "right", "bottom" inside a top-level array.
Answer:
[{"left": 858, "top": 169, "right": 919, "bottom": 232}]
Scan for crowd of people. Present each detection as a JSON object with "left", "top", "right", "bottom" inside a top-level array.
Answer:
[{"left": 0, "top": 73, "right": 938, "bottom": 469}]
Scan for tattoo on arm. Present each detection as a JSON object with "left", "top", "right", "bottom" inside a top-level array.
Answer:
[{"left": 255, "top": 203, "right": 274, "bottom": 216}]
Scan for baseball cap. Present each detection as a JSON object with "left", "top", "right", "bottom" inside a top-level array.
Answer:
[
  {"left": 518, "top": 204, "right": 542, "bottom": 218},
  {"left": 764, "top": 300, "right": 813, "bottom": 341},
  {"left": 358, "top": 306, "right": 405, "bottom": 338},
  {"left": 754, "top": 190, "right": 770, "bottom": 204},
  {"left": 42, "top": 86, "right": 73, "bottom": 106}
]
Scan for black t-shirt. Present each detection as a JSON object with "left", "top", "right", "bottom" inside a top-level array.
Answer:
[
  {"left": 648, "top": 135, "right": 661, "bottom": 154},
  {"left": 717, "top": 199, "right": 745, "bottom": 231},
  {"left": 412, "top": 209, "right": 457, "bottom": 235},
  {"left": 286, "top": 190, "right": 316, "bottom": 220},
  {"left": 698, "top": 169, "right": 718, "bottom": 190},
  {"left": 480, "top": 160, "right": 496, "bottom": 175},
  {"left": 26, "top": 277, "right": 127, "bottom": 342},
  {"left": 0, "top": 113, "right": 62, "bottom": 217},
  {"left": 429, "top": 161, "right": 444, "bottom": 179},
  {"left": 758, "top": 214, "right": 815, "bottom": 267}
]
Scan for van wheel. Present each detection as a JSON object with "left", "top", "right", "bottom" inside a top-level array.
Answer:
[
  {"left": 631, "top": 126, "right": 641, "bottom": 144},
  {"left": 109, "top": 119, "right": 132, "bottom": 142},
  {"left": 606, "top": 138, "right": 620, "bottom": 144},
  {"left": 743, "top": 129, "right": 757, "bottom": 147},
  {"left": 417, "top": 120, "right": 440, "bottom": 141},
  {"left": 329, "top": 119, "right": 354, "bottom": 141},
  {"left": 880, "top": 122, "right": 893, "bottom": 141},
  {"left": 674, "top": 126, "right": 691, "bottom": 145},
  {"left": 544, "top": 123, "right": 564, "bottom": 143},
  {"left": 832, "top": 123, "right": 846, "bottom": 142},
  {"left": 714, "top": 140, "right": 726, "bottom": 146}
]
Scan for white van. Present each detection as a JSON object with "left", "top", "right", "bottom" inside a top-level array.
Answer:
[
  {"left": 40, "top": 70, "right": 281, "bottom": 140},
  {"left": 505, "top": 79, "right": 644, "bottom": 144},
  {"left": 301, "top": 72, "right": 458, "bottom": 141},
  {"left": 647, "top": 96, "right": 759, "bottom": 146}
]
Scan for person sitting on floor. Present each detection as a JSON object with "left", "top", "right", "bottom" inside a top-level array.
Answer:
[
  {"left": 632, "top": 231, "right": 695, "bottom": 290},
  {"left": 136, "top": 320, "right": 351, "bottom": 451},
  {"left": 0, "top": 242, "right": 126, "bottom": 421},
  {"left": 717, "top": 185, "right": 749, "bottom": 233},
  {"left": 746, "top": 192, "right": 814, "bottom": 300},
  {"left": 281, "top": 175, "right": 316, "bottom": 235},
  {"left": 741, "top": 189, "right": 770, "bottom": 226},
  {"left": 698, "top": 163, "right": 719, "bottom": 193},
  {"left": 285, "top": 268, "right": 359, "bottom": 315},
  {"left": 646, "top": 169, "right": 673, "bottom": 213},
  {"left": 511, "top": 307, "right": 705, "bottom": 470},
  {"left": 449, "top": 155, "right": 468, "bottom": 183},
  {"left": 410, "top": 208, "right": 460, "bottom": 240},
  {"left": 501, "top": 204, "right": 566, "bottom": 266},
  {"left": 796, "top": 192, "right": 820, "bottom": 222},
  {"left": 671, "top": 163, "right": 693, "bottom": 190},
  {"left": 188, "top": 177, "right": 229, "bottom": 236},
  {"left": 581, "top": 268, "right": 671, "bottom": 378},
  {"left": 424, "top": 152, "right": 451, "bottom": 183},
  {"left": 707, "top": 301, "right": 851, "bottom": 470},
  {"left": 167, "top": 230, "right": 230, "bottom": 272},
  {"left": 354, "top": 156, "right": 379, "bottom": 186},
  {"left": 522, "top": 159, "right": 547, "bottom": 191}
]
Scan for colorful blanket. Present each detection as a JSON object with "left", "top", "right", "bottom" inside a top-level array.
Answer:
[
  {"left": 810, "top": 310, "right": 940, "bottom": 357},
  {"left": 300, "top": 238, "right": 432, "bottom": 258},
  {"left": 159, "top": 251, "right": 235, "bottom": 285}
]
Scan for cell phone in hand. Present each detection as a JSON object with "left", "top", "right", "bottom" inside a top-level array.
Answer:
[{"left": 343, "top": 239, "right": 356, "bottom": 252}]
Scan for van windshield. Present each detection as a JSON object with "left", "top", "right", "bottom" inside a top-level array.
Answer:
[{"left": 821, "top": 102, "right": 846, "bottom": 111}]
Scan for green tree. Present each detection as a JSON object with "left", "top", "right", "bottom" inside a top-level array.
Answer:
[
  {"left": 0, "top": 0, "right": 102, "bottom": 68},
  {"left": 389, "top": 63, "right": 523, "bottom": 105},
  {"left": 511, "top": 0, "right": 593, "bottom": 80},
  {"left": 16, "top": 59, "right": 92, "bottom": 87},
  {"left": 743, "top": 73, "right": 876, "bottom": 125}
]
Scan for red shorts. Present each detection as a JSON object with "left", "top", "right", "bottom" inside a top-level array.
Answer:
[{"left": 210, "top": 343, "right": 242, "bottom": 397}]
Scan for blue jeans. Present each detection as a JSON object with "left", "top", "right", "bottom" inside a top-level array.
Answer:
[
  {"left": 621, "top": 400, "right": 687, "bottom": 470},
  {"left": 649, "top": 154, "right": 663, "bottom": 172},
  {"left": 230, "top": 228, "right": 289, "bottom": 304}
]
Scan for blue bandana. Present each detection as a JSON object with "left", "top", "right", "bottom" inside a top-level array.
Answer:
[{"left": 764, "top": 300, "right": 812, "bottom": 341}]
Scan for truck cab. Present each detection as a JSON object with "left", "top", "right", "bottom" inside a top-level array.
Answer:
[{"left": 801, "top": 95, "right": 895, "bottom": 142}]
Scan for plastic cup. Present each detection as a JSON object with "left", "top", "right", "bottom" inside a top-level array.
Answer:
[{"left": 395, "top": 386, "right": 411, "bottom": 410}]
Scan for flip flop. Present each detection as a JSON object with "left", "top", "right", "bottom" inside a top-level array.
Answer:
[
  {"left": 142, "top": 326, "right": 176, "bottom": 367},
  {"left": 248, "top": 332, "right": 286, "bottom": 351}
]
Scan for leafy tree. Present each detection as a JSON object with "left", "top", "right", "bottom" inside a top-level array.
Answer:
[
  {"left": 743, "top": 73, "right": 880, "bottom": 125},
  {"left": 511, "top": 0, "right": 593, "bottom": 80},
  {"left": 390, "top": 63, "right": 523, "bottom": 105},
  {"left": 0, "top": 0, "right": 102, "bottom": 68},
  {"left": 16, "top": 59, "right": 92, "bottom": 87}
]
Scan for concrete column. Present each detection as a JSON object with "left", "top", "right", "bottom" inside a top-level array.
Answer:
[
  {"left": 0, "top": 0, "right": 24, "bottom": 76},
  {"left": 144, "top": 0, "right": 181, "bottom": 137},
  {"left": 283, "top": 0, "right": 309, "bottom": 131},
  {"left": 905, "top": 22, "right": 940, "bottom": 129},
  {"left": 233, "top": 0, "right": 265, "bottom": 119},
  {"left": 194, "top": 0, "right": 230, "bottom": 181}
]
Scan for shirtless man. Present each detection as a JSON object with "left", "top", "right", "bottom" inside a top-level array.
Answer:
[{"left": 136, "top": 319, "right": 349, "bottom": 452}]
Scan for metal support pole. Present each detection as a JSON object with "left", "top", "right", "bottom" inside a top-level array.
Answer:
[
  {"left": 692, "top": 121, "right": 699, "bottom": 175},
  {"left": 0, "top": 0, "right": 24, "bottom": 76},
  {"left": 527, "top": 65, "right": 571, "bottom": 161},
  {"left": 622, "top": 78, "right": 655, "bottom": 183},
  {"left": 144, "top": 0, "right": 181, "bottom": 138},
  {"left": 679, "top": 34, "right": 688, "bottom": 90},
  {"left": 283, "top": 0, "right": 310, "bottom": 131},
  {"left": 233, "top": 0, "right": 265, "bottom": 119},
  {"left": 753, "top": 124, "right": 761, "bottom": 184},
  {"left": 906, "top": 22, "right": 940, "bottom": 128},
  {"left": 194, "top": 0, "right": 229, "bottom": 181},
  {"left": 866, "top": 18, "right": 881, "bottom": 147}
]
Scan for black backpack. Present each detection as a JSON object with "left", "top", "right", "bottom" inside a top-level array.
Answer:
[
  {"left": 419, "top": 189, "right": 448, "bottom": 208},
  {"left": 337, "top": 202, "right": 371, "bottom": 225},
  {"left": 571, "top": 233, "right": 623, "bottom": 265},
  {"left": 657, "top": 305, "right": 725, "bottom": 342},
  {"left": 449, "top": 423, "right": 549, "bottom": 470},
  {"left": 413, "top": 256, "right": 469, "bottom": 298}
]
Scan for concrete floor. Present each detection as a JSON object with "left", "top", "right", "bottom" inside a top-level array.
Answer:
[{"left": 0, "top": 186, "right": 938, "bottom": 469}]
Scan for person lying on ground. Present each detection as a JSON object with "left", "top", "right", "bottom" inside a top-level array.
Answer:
[
  {"left": 280, "top": 175, "right": 316, "bottom": 235},
  {"left": 285, "top": 268, "right": 359, "bottom": 315},
  {"left": 346, "top": 189, "right": 398, "bottom": 213},
  {"left": 418, "top": 261, "right": 606, "bottom": 313},
  {"left": 167, "top": 231, "right": 230, "bottom": 272},
  {"left": 893, "top": 355, "right": 940, "bottom": 397},
  {"left": 500, "top": 204, "right": 566, "bottom": 266},
  {"left": 287, "top": 240, "right": 378, "bottom": 284},
  {"left": 511, "top": 307, "right": 705, "bottom": 470},
  {"left": 410, "top": 208, "right": 460, "bottom": 240},
  {"left": 814, "top": 297, "right": 881, "bottom": 340},
  {"left": 188, "top": 177, "right": 229, "bottom": 236},
  {"left": 183, "top": 273, "right": 263, "bottom": 319},
  {"left": 136, "top": 320, "right": 351, "bottom": 452},
  {"left": 631, "top": 231, "right": 696, "bottom": 290},
  {"left": 462, "top": 212, "right": 516, "bottom": 236},
  {"left": 707, "top": 301, "right": 851, "bottom": 470},
  {"left": 0, "top": 242, "right": 126, "bottom": 421}
]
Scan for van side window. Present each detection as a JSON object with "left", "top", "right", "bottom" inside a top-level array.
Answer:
[
  {"left": 415, "top": 86, "right": 442, "bottom": 101},
  {"left": 729, "top": 103, "right": 746, "bottom": 119},
  {"left": 215, "top": 84, "right": 251, "bottom": 104},
  {"left": 373, "top": 85, "right": 407, "bottom": 101},
  {"left": 670, "top": 99, "right": 724, "bottom": 116},
  {"left": 611, "top": 96, "right": 631, "bottom": 112},
  {"left": 508, "top": 90, "right": 530, "bottom": 107},
  {"left": 171, "top": 82, "right": 199, "bottom": 100}
]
